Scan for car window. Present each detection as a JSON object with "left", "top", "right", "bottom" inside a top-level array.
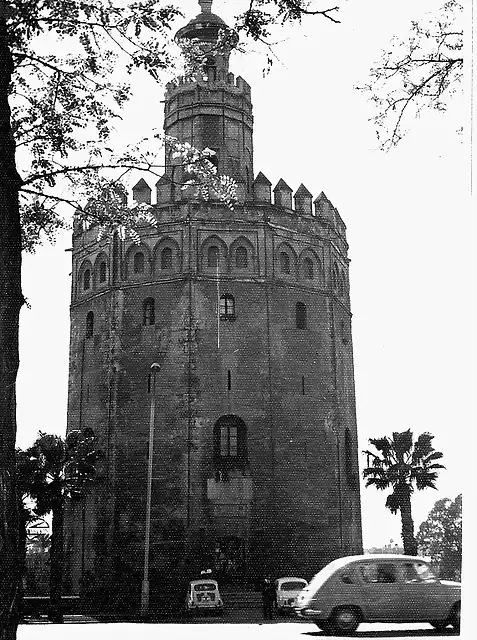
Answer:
[
  {"left": 401, "top": 562, "right": 438, "bottom": 583},
  {"left": 359, "top": 563, "right": 397, "bottom": 584},
  {"left": 281, "top": 581, "right": 307, "bottom": 591},
  {"left": 194, "top": 583, "right": 217, "bottom": 591}
]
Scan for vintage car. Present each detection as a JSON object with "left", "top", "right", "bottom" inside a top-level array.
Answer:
[
  {"left": 274, "top": 577, "right": 308, "bottom": 614},
  {"left": 185, "top": 579, "right": 224, "bottom": 615},
  {"left": 295, "top": 554, "right": 460, "bottom": 634}
]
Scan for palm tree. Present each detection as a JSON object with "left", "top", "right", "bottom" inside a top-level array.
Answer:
[
  {"left": 25, "top": 429, "right": 103, "bottom": 622},
  {"left": 362, "top": 429, "right": 445, "bottom": 555}
]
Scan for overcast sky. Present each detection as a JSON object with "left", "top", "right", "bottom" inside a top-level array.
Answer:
[{"left": 16, "top": 0, "right": 475, "bottom": 550}]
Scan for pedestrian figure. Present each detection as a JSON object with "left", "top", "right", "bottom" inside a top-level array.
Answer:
[{"left": 261, "top": 576, "right": 275, "bottom": 620}]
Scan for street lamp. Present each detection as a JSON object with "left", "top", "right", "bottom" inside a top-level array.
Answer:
[{"left": 140, "top": 362, "right": 160, "bottom": 617}]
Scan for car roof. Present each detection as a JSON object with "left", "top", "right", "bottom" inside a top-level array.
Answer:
[
  {"left": 276, "top": 576, "right": 308, "bottom": 584},
  {"left": 189, "top": 579, "right": 218, "bottom": 586},
  {"left": 328, "top": 554, "right": 429, "bottom": 568}
]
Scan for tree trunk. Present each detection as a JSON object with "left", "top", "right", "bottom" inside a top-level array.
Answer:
[
  {"left": 400, "top": 493, "right": 418, "bottom": 556},
  {"left": 0, "top": 1, "right": 24, "bottom": 638},
  {"left": 49, "top": 504, "right": 64, "bottom": 622}
]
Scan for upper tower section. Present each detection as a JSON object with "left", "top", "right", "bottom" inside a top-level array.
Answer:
[{"left": 163, "top": 1, "right": 253, "bottom": 202}]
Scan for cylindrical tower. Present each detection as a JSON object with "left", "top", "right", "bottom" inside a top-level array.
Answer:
[{"left": 64, "top": 0, "right": 362, "bottom": 603}]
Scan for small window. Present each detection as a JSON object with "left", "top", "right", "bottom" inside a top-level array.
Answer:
[
  {"left": 161, "top": 247, "right": 172, "bottom": 270},
  {"left": 219, "top": 294, "right": 235, "bottom": 319},
  {"left": 227, "top": 370, "right": 232, "bottom": 391},
  {"left": 143, "top": 298, "right": 155, "bottom": 326},
  {"left": 208, "top": 245, "right": 219, "bottom": 268},
  {"left": 134, "top": 252, "right": 145, "bottom": 274},
  {"left": 83, "top": 269, "right": 91, "bottom": 291},
  {"left": 86, "top": 311, "right": 94, "bottom": 338},
  {"left": 235, "top": 247, "right": 248, "bottom": 268},
  {"left": 303, "top": 257, "right": 313, "bottom": 279},
  {"left": 296, "top": 302, "right": 307, "bottom": 329},
  {"left": 99, "top": 261, "right": 107, "bottom": 283},
  {"left": 280, "top": 252, "right": 290, "bottom": 274},
  {"left": 213, "top": 416, "right": 247, "bottom": 467}
]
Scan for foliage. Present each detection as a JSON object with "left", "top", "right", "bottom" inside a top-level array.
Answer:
[
  {"left": 25, "top": 429, "right": 104, "bottom": 512},
  {"left": 417, "top": 494, "right": 462, "bottom": 580},
  {"left": 362, "top": 429, "right": 445, "bottom": 555},
  {"left": 357, "top": 0, "right": 463, "bottom": 150}
]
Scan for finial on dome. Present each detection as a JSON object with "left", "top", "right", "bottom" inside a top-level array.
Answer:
[{"left": 199, "top": 0, "right": 213, "bottom": 13}]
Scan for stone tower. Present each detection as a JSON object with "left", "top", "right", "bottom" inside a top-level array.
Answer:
[{"left": 65, "top": 0, "right": 362, "bottom": 598}]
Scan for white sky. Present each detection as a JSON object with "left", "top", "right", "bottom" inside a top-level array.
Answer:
[{"left": 16, "top": 0, "right": 476, "bottom": 550}]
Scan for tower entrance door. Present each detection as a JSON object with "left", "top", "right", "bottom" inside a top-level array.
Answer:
[{"left": 214, "top": 536, "right": 247, "bottom": 584}]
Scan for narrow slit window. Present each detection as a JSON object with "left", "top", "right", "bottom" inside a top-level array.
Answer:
[
  {"left": 227, "top": 370, "right": 232, "bottom": 391},
  {"left": 302, "top": 376, "right": 305, "bottom": 395},
  {"left": 86, "top": 311, "right": 94, "bottom": 338},
  {"left": 296, "top": 302, "right": 307, "bottom": 329},
  {"left": 143, "top": 297, "right": 155, "bottom": 326}
]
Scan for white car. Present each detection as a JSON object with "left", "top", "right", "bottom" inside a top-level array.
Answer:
[
  {"left": 185, "top": 579, "right": 224, "bottom": 615},
  {"left": 274, "top": 577, "right": 308, "bottom": 615},
  {"left": 295, "top": 554, "right": 460, "bottom": 633}
]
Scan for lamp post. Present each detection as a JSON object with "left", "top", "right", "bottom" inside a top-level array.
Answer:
[{"left": 140, "top": 362, "right": 160, "bottom": 617}]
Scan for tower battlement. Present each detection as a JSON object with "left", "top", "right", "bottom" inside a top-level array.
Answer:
[{"left": 165, "top": 73, "right": 251, "bottom": 100}]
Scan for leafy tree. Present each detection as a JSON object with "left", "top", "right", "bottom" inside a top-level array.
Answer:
[
  {"left": 0, "top": 1, "right": 339, "bottom": 636},
  {"left": 417, "top": 494, "right": 462, "bottom": 580},
  {"left": 357, "top": 0, "right": 463, "bottom": 150},
  {"left": 362, "top": 429, "right": 445, "bottom": 555},
  {"left": 23, "top": 429, "right": 103, "bottom": 622}
]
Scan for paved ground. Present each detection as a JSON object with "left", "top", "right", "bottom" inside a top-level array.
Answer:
[{"left": 18, "top": 618, "right": 460, "bottom": 640}]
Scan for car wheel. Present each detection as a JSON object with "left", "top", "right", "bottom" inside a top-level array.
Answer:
[
  {"left": 330, "top": 607, "right": 360, "bottom": 634},
  {"left": 430, "top": 620, "right": 449, "bottom": 631},
  {"left": 315, "top": 621, "right": 333, "bottom": 634},
  {"left": 450, "top": 603, "right": 460, "bottom": 631}
]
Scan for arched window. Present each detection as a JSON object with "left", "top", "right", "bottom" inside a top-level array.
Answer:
[
  {"left": 219, "top": 294, "right": 235, "bottom": 320},
  {"left": 134, "top": 252, "right": 145, "bottom": 274},
  {"left": 86, "top": 311, "right": 94, "bottom": 338},
  {"left": 235, "top": 247, "right": 248, "bottom": 268},
  {"left": 161, "top": 247, "right": 173, "bottom": 270},
  {"left": 213, "top": 416, "right": 247, "bottom": 468},
  {"left": 143, "top": 298, "right": 155, "bottom": 326},
  {"left": 280, "top": 252, "right": 291, "bottom": 274},
  {"left": 83, "top": 269, "right": 91, "bottom": 291},
  {"left": 99, "top": 261, "right": 107, "bottom": 283},
  {"left": 207, "top": 245, "right": 219, "bottom": 268},
  {"left": 303, "top": 257, "right": 314, "bottom": 279},
  {"left": 296, "top": 302, "right": 307, "bottom": 329}
]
